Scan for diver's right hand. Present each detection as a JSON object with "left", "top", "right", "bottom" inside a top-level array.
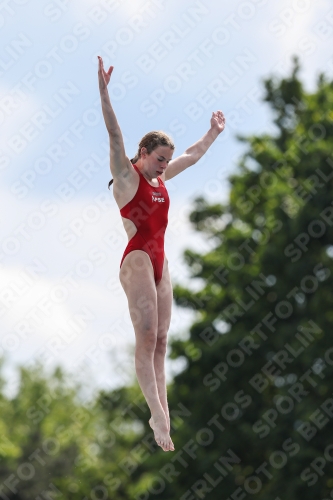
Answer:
[{"left": 98, "top": 56, "right": 113, "bottom": 90}]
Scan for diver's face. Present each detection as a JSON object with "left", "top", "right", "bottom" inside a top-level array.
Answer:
[{"left": 142, "top": 146, "right": 173, "bottom": 177}]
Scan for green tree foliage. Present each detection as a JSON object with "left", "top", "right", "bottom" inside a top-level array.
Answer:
[
  {"left": 0, "top": 359, "right": 141, "bottom": 499},
  {"left": 165, "top": 57, "right": 333, "bottom": 500},
  {"left": 2, "top": 58, "right": 333, "bottom": 500},
  {"left": 129, "top": 57, "right": 333, "bottom": 500}
]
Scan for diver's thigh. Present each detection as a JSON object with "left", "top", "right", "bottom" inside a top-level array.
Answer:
[
  {"left": 156, "top": 257, "right": 173, "bottom": 338},
  {"left": 119, "top": 249, "right": 154, "bottom": 286},
  {"left": 119, "top": 250, "right": 157, "bottom": 333}
]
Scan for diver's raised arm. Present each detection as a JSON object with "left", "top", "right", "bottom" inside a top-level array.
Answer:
[{"left": 98, "top": 56, "right": 131, "bottom": 181}]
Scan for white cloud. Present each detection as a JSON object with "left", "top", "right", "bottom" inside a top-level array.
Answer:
[
  {"left": 254, "top": 0, "right": 332, "bottom": 87},
  {"left": 2, "top": 0, "right": 332, "bottom": 399},
  {"left": 70, "top": 0, "right": 151, "bottom": 24},
  {"left": 0, "top": 187, "right": 201, "bottom": 397},
  {"left": 0, "top": 86, "right": 42, "bottom": 148}
]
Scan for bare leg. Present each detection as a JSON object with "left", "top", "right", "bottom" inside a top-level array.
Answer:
[
  {"left": 151, "top": 344, "right": 170, "bottom": 431},
  {"left": 148, "top": 360, "right": 170, "bottom": 432},
  {"left": 119, "top": 250, "right": 174, "bottom": 452},
  {"left": 149, "top": 257, "right": 173, "bottom": 433},
  {"left": 135, "top": 340, "right": 170, "bottom": 451}
]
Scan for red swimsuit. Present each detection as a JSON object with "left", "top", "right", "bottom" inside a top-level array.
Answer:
[{"left": 119, "top": 164, "right": 170, "bottom": 285}]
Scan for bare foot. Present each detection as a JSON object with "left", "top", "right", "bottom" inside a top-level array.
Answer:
[
  {"left": 150, "top": 415, "right": 170, "bottom": 433},
  {"left": 149, "top": 416, "right": 174, "bottom": 452}
]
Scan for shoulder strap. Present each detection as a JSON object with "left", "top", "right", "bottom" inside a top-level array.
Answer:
[
  {"left": 133, "top": 164, "right": 139, "bottom": 174},
  {"left": 158, "top": 175, "right": 165, "bottom": 188}
]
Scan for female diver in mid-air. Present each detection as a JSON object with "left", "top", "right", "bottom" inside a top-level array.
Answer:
[{"left": 98, "top": 56, "right": 225, "bottom": 452}]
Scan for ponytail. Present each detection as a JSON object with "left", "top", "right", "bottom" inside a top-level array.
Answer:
[
  {"left": 107, "top": 157, "right": 138, "bottom": 189},
  {"left": 108, "top": 154, "right": 139, "bottom": 189}
]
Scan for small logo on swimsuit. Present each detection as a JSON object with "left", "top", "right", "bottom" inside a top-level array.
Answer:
[
  {"left": 152, "top": 195, "right": 165, "bottom": 203},
  {"left": 152, "top": 192, "right": 161, "bottom": 196}
]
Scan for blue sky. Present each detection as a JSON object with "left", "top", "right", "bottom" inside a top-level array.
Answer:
[{"left": 1, "top": 0, "right": 332, "bottom": 400}]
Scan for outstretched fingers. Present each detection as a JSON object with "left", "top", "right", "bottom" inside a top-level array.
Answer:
[
  {"left": 211, "top": 110, "right": 226, "bottom": 131},
  {"left": 97, "top": 55, "right": 103, "bottom": 70},
  {"left": 97, "top": 56, "right": 114, "bottom": 86},
  {"left": 213, "top": 110, "right": 225, "bottom": 121}
]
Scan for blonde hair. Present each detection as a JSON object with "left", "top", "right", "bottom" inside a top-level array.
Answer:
[{"left": 108, "top": 131, "right": 174, "bottom": 189}]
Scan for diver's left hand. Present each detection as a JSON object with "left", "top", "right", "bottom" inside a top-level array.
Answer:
[{"left": 210, "top": 110, "right": 226, "bottom": 133}]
